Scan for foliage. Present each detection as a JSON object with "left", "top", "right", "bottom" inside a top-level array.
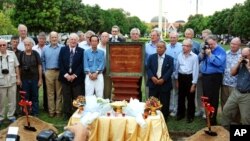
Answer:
[
  {"left": 0, "top": 11, "right": 17, "bottom": 34},
  {"left": 58, "top": 0, "right": 85, "bottom": 32},
  {"left": 12, "top": 0, "right": 62, "bottom": 33},
  {"left": 185, "top": 0, "right": 250, "bottom": 40},
  {"left": 184, "top": 14, "right": 209, "bottom": 35}
]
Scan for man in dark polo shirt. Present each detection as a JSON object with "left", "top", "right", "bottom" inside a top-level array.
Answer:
[{"left": 222, "top": 47, "right": 250, "bottom": 130}]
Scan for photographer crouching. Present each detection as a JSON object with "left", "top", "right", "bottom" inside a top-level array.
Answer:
[
  {"left": 199, "top": 35, "right": 226, "bottom": 125},
  {"left": 222, "top": 47, "right": 250, "bottom": 130}
]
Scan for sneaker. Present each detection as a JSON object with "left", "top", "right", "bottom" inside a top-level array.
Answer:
[{"left": 170, "top": 112, "right": 176, "bottom": 117}]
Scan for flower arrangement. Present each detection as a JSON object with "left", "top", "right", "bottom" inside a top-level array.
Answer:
[
  {"left": 145, "top": 96, "right": 162, "bottom": 116},
  {"left": 72, "top": 96, "right": 86, "bottom": 113},
  {"left": 145, "top": 96, "right": 162, "bottom": 108}
]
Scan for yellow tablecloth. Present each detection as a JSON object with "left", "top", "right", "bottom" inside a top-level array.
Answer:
[{"left": 68, "top": 110, "right": 172, "bottom": 141}]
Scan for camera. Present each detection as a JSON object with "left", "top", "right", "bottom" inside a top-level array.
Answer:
[
  {"left": 202, "top": 41, "right": 210, "bottom": 51},
  {"left": 2, "top": 69, "right": 9, "bottom": 74},
  {"left": 241, "top": 56, "right": 248, "bottom": 64},
  {"left": 37, "top": 129, "right": 74, "bottom": 141},
  {"left": 22, "top": 66, "right": 30, "bottom": 71}
]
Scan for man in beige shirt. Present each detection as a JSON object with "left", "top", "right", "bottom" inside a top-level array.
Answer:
[{"left": 0, "top": 39, "right": 21, "bottom": 124}]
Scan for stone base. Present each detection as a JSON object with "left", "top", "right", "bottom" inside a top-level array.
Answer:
[{"left": 186, "top": 126, "right": 229, "bottom": 141}]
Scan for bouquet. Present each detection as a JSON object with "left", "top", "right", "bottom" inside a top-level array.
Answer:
[{"left": 145, "top": 96, "right": 162, "bottom": 109}]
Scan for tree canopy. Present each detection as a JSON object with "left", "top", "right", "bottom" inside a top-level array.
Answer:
[
  {"left": 10, "top": 0, "right": 147, "bottom": 35},
  {"left": 183, "top": 0, "right": 250, "bottom": 40}
]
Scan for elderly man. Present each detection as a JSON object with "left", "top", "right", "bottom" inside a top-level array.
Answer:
[
  {"left": 84, "top": 35, "right": 105, "bottom": 98},
  {"left": 221, "top": 37, "right": 242, "bottom": 109},
  {"left": 184, "top": 28, "right": 200, "bottom": 55},
  {"left": 19, "top": 38, "right": 42, "bottom": 116},
  {"left": 130, "top": 28, "right": 140, "bottom": 42},
  {"left": 199, "top": 35, "right": 226, "bottom": 125},
  {"left": 17, "top": 24, "right": 35, "bottom": 51},
  {"left": 109, "top": 25, "right": 125, "bottom": 42},
  {"left": 33, "top": 32, "right": 48, "bottom": 112},
  {"left": 222, "top": 47, "right": 250, "bottom": 130},
  {"left": 147, "top": 41, "right": 174, "bottom": 120},
  {"left": 78, "top": 30, "right": 95, "bottom": 50},
  {"left": 166, "top": 31, "right": 182, "bottom": 117},
  {"left": 0, "top": 39, "right": 21, "bottom": 124},
  {"left": 41, "top": 31, "right": 63, "bottom": 117},
  {"left": 195, "top": 29, "right": 213, "bottom": 118},
  {"left": 144, "top": 29, "right": 162, "bottom": 99},
  {"left": 98, "top": 32, "right": 112, "bottom": 99},
  {"left": 175, "top": 39, "right": 199, "bottom": 123},
  {"left": 59, "top": 33, "right": 85, "bottom": 119}
]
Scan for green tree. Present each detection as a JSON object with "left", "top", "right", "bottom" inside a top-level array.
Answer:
[
  {"left": 184, "top": 14, "right": 208, "bottom": 35},
  {"left": 58, "top": 0, "right": 87, "bottom": 32},
  {"left": 232, "top": 0, "right": 250, "bottom": 39},
  {"left": 127, "top": 16, "right": 147, "bottom": 36},
  {"left": 12, "top": 0, "right": 62, "bottom": 33},
  {"left": 0, "top": 11, "right": 17, "bottom": 34}
]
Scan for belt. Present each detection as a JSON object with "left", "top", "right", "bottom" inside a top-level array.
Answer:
[{"left": 47, "top": 68, "right": 59, "bottom": 71}]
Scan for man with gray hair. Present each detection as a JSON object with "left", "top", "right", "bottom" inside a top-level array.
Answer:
[
  {"left": 59, "top": 33, "right": 84, "bottom": 119},
  {"left": 0, "top": 39, "right": 21, "bottom": 124},
  {"left": 41, "top": 31, "right": 63, "bottom": 117},
  {"left": 33, "top": 32, "right": 48, "bottom": 112},
  {"left": 175, "top": 39, "right": 199, "bottom": 123},
  {"left": 17, "top": 24, "right": 35, "bottom": 51},
  {"left": 19, "top": 37, "right": 42, "bottom": 116},
  {"left": 166, "top": 31, "right": 183, "bottom": 117},
  {"left": 184, "top": 28, "right": 200, "bottom": 55},
  {"left": 79, "top": 30, "right": 95, "bottom": 50},
  {"left": 144, "top": 29, "right": 162, "bottom": 99},
  {"left": 130, "top": 28, "right": 140, "bottom": 42}
]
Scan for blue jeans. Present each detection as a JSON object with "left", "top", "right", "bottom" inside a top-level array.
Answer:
[{"left": 22, "top": 79, "right": 39, "bottom": 116}]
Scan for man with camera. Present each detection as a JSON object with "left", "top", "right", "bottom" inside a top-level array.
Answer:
[
  {"left": 222, "top": 47, "right": 250, "bottom": 130},
  {"left": 19, "top": 38, "right": 42, "bottom": 116},
  {"left": 0, "top": 39, "right": 21, "bottom": 124},
  {"left": 199, "top": 35, "right": 226, "bottom": 125}
]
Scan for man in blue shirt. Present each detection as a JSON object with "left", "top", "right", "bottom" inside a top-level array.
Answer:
[
  {"left": 166, "top": 31, "right": 182, "bottom": 117},
  {"left": 199, "top": 35, "right": 226, "bottom": 125},
  {"left": 144, "top": 29, "right": 162, "bottom": 99},
  {"left": 41, "top": 31, "right": 63, "bottom": 118},
  {"left": 84, "top": 35, "right": 105, "bottom": 98}
]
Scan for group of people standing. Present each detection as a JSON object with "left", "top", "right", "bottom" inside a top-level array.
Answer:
[
  {"left": 145, "top": 27, "right": 250, "bottom": 128},
  {"left": 0, "top": 23, "right": 249, "bottom": 131}
]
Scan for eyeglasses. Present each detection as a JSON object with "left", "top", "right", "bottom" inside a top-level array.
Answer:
[{"left": 0, "top": 44, "right": 7, "bottom": 47}]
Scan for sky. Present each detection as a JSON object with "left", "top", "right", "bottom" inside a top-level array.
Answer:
[{"left": 81, "top": 0, "right": 246, "bottom": 23}]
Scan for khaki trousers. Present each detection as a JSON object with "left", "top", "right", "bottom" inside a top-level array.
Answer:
[
  {"left": 0, "top": 84, "right": 16, "bottom": 120},
  {"left": 45, "top": 70, "right": 62, "bottom": 114},
  {"left": 222, "top": 89, "right": 250, "bottom": 128}
]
